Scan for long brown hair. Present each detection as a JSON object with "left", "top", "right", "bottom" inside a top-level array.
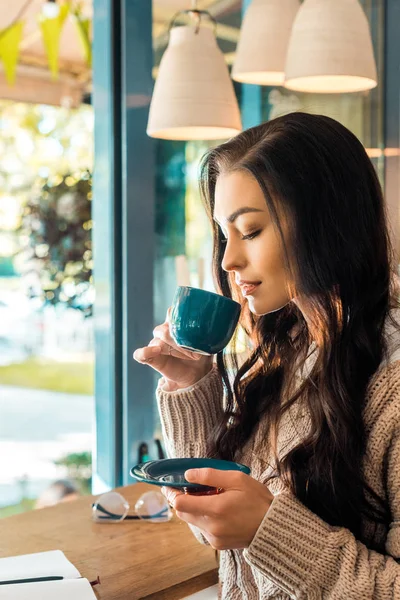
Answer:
[{"left": 200, "top": 112, "right": 400, "bottom": 550}]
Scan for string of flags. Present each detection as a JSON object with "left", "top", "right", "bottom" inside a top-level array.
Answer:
[{"left": 0, "top": 1, "right": 91, "bottom": 85}]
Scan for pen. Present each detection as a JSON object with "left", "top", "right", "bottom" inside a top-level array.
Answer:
[{"left": 0, "top": 576, "right": 64, "bottom": 585}]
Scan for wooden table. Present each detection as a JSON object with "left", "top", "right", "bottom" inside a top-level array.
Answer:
[{"left": 0, "top": 483, "right": 218, "bottom": 599}]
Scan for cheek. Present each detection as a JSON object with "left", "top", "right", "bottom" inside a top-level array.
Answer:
[
  {"left": 255, "top": 231, "right": 286, "bottom": 276},
  {"left": 247, "top": 234, "right": 291, "bottom": 315}
]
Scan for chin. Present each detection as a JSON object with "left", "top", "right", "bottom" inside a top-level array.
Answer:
[{"left": 248, "top": 297, "right": 291, "bottom": 316}]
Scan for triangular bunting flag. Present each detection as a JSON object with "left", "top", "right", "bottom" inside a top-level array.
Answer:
[
  {"left": 39, "top": 2, "right": 69, "bottom": 79},
  {"left": 0, "top": 21, "right": 24, "bottom": 85},
  {"left": 74, "top": 14, "right": 91, "bottom": 67}
]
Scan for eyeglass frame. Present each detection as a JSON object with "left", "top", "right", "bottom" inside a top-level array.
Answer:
[{"left": 92, "top": 490, "right": 171, "bottom": 523}]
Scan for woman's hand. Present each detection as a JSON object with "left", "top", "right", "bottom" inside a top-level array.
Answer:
[
  {"left": 162, "top": 468, "right": 274, "bottom": 550},
  {"left": 133, "top": 308, "right": 213, "bottom": 391}
]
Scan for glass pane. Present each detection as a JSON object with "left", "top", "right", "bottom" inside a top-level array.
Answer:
[
  {"left": 150, "top": 0, "right": 385, "bottom": 449},
  {"left": 0, "top": 101, "right": 94, "bottom": 517},
  {"left": 259, "top": 0, "right": 384, "bottom": 183}
]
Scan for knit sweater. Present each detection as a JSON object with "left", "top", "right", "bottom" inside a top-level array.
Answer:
[{"left": 156, "top": 324, "right": 400, "bottom": 600}]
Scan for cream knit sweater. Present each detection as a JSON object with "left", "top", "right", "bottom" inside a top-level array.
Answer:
[{"left": 156, "top": 324, "right": 400, "bottom": 600}]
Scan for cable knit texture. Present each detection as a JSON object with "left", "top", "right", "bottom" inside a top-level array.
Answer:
[{"left": 156, "top": 320, "right": 400, "bottom": 599}]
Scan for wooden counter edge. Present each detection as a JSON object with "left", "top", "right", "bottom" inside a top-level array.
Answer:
[{"left": 141, "top": 568, "right": 219, "bottom": 599}]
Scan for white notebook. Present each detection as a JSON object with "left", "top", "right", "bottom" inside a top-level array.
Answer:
[{"left": 0, "top": 550, "right": 97, "bottom": 599}]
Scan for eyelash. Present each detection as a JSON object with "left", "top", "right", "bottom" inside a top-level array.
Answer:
[
  {"left": 242, "top": 230, "right": 261, "bottom": 241},
  {"left": 220, "top": 230, "right": 261, "bottom": 244}
]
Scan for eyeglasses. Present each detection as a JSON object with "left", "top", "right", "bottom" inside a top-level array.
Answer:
[{"left": 92, "top": 490, "right": 173, "bottom": 523}]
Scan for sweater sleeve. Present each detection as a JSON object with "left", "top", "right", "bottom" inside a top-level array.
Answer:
[
  {"left": 156, "top": 367, "right": 224, "bottom": 547},
  {"left": 156, "top": 366, "right": 224, "bottom": 459},
  {"left": 243, "top": 425, "right": 400, "bottom": 600}
]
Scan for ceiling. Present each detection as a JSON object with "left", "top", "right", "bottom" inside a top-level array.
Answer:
[{"left": 0, "top": 0, "right": 240, "bottom": 107}]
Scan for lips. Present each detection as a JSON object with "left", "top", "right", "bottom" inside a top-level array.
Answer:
[{"left": 237, "top": 281, "right": 261, "bottom": 297}]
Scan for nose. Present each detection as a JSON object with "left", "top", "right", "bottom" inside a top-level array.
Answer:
[{"left": 221, "top": 237, "right": 246, "bottom": 273}]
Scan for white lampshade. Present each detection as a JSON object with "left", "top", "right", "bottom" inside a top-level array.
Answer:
[
  {"left": 232, "top": 0, "right": 300, "bottom": 86},
  {"left": 147, "top": 25, "right": 242, "bottom": 141},
  {"left": 284, "top": 0, "right": 377, "bottom": 94}
]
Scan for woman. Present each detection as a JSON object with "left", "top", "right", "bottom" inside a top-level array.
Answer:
[{"left": 134, "top": 113, "right": 400, "bottom": 599}]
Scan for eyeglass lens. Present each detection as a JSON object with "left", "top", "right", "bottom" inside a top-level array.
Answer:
[{"left": 92, "top": 490, "right": 172, "bottom": 523}]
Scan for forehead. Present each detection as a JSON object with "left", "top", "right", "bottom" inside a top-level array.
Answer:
[{"left": 213, "top": 171, "right": 267, "bottom": 220}]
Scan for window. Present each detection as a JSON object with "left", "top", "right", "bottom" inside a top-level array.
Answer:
[{"left": 0, "top": 101, "right": 94, "bottom": 516}]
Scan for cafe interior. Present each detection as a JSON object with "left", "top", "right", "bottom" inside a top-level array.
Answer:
[{"left": 0, "top": 0, "right": 399, "bottom": 598}]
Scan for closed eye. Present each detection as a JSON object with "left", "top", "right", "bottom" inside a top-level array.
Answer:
[
  {"left": 242, "top": 230, "right": 261, "bottom": 241},
  {"left": 219, "top": 229, "right": 261, "bottom": 244}
]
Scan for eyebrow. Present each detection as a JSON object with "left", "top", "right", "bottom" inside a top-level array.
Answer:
[{"left": 214, "top": 207, "right": 264, "bottom": 225}]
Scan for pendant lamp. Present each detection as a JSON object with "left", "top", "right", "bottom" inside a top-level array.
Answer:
[
  {"left": 147, "top": 9, "right": 242, "bottom": 141},
  {"left": 232, "top": 0, "right": 300, "bottom": 87},
  {"left": 284, "top": 0, "right": 377, "bottom": 94}
]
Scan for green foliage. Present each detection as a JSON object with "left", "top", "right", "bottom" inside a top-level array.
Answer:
[
  {"left": 0, "top": 499, "right": 35, "bottom": 519},
  {"left": 17, "top": 171, "right": 93, "bottom": 315},
  {"left": 54, "top": 451, "right": 92, "bottom": 494},
  {"left": 0, "top": 358, "right": 94, "bottom": 394}
]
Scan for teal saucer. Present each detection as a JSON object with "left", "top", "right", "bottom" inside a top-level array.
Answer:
[{"left": 130, "top": 458, "right": 251, "bottom": 493}]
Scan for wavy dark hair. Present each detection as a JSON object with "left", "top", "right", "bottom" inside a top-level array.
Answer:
[{"left": 200, "top": 112, "right": 400, "bottom": 551}]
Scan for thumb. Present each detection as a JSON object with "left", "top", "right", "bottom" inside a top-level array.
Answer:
[{"left": 185, "top": 467, "right": 242, "bottom": 488}]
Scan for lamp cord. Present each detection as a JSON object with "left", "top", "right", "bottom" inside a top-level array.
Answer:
[{"left": 169, "top": 5, "right": 216, "bottom": 35}]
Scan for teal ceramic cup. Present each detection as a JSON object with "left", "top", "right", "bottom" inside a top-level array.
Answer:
[{"left": 170, "top": 286, "right": 241, "bottom": 355}]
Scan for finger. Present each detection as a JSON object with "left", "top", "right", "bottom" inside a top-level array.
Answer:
[
  {"left": 166, "top": 306, "right": 172, "bottom": 323},
  {"left": 174, "top": 509, "right": 208, "bottom": 531},
  {"left": 134, "top": 338, "right": 197, "bottom": 368},
  {"left": 184, "top": 468, "right": 246, "bottom": 490},
  {"left": 172, "top": 492, "right": 221, "bottom": 518},
  {"left": 161, "top": 486, "right": 184, "bottom": 507},
  {"left": 174, "top": 518, "right": 215, "bottom": 548},
  {"left": 193, "top": 526, "right": 213, "bottom": 544},
  {"left": 152, "top": 322, "right": 181, "bottom": 350},
  {"left": 150, "top": 337, "right": 190, "bottom": 361},
  {"left": 133, "top": 345, "right": 162, "bottom": 363},
  {"left": 148, "top": 338, "right": 161, "bottom": 348},
  {"left": 137, "top": 337, "right": 190, "bottom": 363},
  {"left": 153, "top": 325, "right": 200, "bottom": 360}
]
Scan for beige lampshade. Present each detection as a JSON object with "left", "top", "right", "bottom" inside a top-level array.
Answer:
[
  {"left": 147, "top": 25, "right": 242, "bottom": 141},
  {"left": 232, "top": 0, "right": 300, "bottom": 86},
  {"left": 284, "top": 0, "right": 377, "bottom": 94}
]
